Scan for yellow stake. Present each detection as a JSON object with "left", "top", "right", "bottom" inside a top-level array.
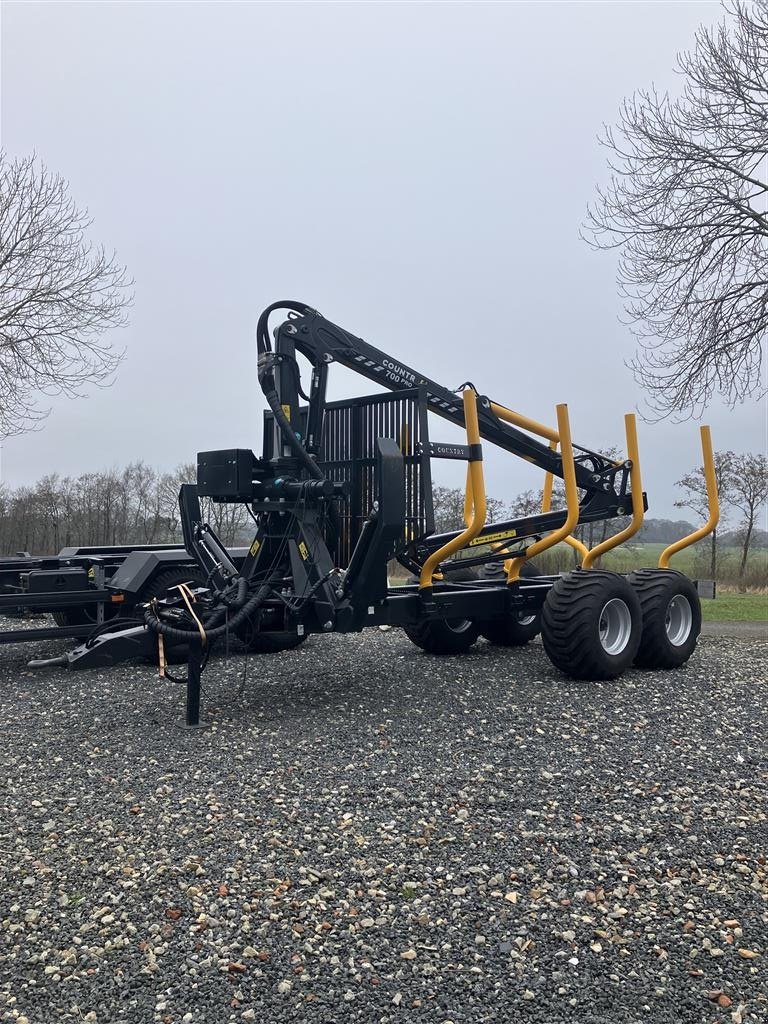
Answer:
[
  {"left": 506, "top": 404, "right": 579, "bottom": 583},
  {"left": 490, "top": 402, "right": 560, "bottom": 444},
  {"left": 582, "top": 414, "right": 644, "bottom": 568},
  {"left": 420, "top": 390, "right": 486, "bottom": 589},
  {"left": 542, "top": 439, "right": 589, "bottom": 562},
  {"left": 658, "top": 425, "right": 719, "bottom": 569},
  {"left": 463, "top": 463, "right": 474, "bottom": 528}
]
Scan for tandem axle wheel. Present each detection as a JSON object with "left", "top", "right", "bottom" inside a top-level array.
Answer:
[
  {"left": 541, "top": 570, "right": 642, "bottom": 680},
  {"left": 399, "top": 567, "right": 703, "bottom": 680},
  {"left": 628, "top": 568, "right": 701, "bottom": 669}
]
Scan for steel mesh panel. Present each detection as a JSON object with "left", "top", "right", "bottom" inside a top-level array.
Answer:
[{"left": 318, "top": 390, "right": 434, "bottom": 568}]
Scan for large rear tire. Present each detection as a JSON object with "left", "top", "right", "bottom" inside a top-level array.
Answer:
[
  {"left": 404, "top": 618, "right": 480, "bottom": 655},
  {"left": 628, "top": 569, "right": 701, "bottom": 669},
  {"left": 480, "top": 561, "right": 541, "bottom": 646},
  {"left": 481, "top": 609, "right": 540, "bottom": 647},
  {"left": 541, "top": 569, "right": 641, "bottom": 680}
]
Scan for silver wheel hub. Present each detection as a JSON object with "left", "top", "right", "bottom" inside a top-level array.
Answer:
[
  {"left": 517, "top": 611, "right": 537, "bottom": 626},
  {"left": 446, "top": 618, "right": 473, "bottom": 634},
  {"left": 665, "top": 594, "right": 692, "bottom": 646},
  {"left": 598, "top": 598, "right": 632, "bottom": 655}
]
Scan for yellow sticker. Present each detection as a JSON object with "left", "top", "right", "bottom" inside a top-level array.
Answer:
[
  {"left": 468, "top": 529, "right": 517, "bottom": 547},
  {"left": 249, "top": 538, "right": 261, "bottom": 557},
  {"left": 88, "top": 567, "right": 95, "bottom": 578},
  {"left": 298, "top": 541, "right": 309, "bottom": 560},
  {"left": 281, "top": 403, "right": 291, "bottom": 422}
]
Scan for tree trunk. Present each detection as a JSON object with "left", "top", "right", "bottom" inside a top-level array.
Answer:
[
  {"left": 738, "top": 519, "right": 754, "bottom": 593},
  {"left": 710, "top": 527, "right": 717, "bottom": 581}
]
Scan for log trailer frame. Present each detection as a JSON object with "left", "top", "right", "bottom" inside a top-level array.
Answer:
[
  {"left": 38, "top": 300, "right": 719, "bottom": 695},
  {"left": 0, "top": 545, "right": 227, "bottom": 647}
]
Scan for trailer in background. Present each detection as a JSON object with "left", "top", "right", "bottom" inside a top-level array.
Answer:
[{"left": 0, "top": 544, "right": 243, "bottom": 647}]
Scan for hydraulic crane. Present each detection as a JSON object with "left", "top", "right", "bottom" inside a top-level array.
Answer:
[{"left": 40, "top": 301, "right": 716, "bottom": 694}]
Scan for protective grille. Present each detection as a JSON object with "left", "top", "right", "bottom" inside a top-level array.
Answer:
[{"left": 317, "top": 389, "right": 434, "bottom": 568}]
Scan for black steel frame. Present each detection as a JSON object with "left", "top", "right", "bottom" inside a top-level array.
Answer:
[
  {"left": 0, "top": 546, "right": 185, "bottom": 647},
  {"left": 183, "top": 303, "right": 643, "bottom": 643}
]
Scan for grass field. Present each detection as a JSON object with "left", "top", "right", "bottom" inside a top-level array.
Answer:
[
  {"left": 600, "top": 541, "right": 768, "bottom": 579},
  {"left": 499, "top": 540, "right": 767, "bottom": 590},
  {"left": 701, "top": 591, "right": 768, "bottom": 622}
]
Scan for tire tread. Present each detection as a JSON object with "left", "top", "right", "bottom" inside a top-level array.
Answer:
[
  {"left": 629, "top": 568, "right": 701, "bottom": 669},
  {"left": 541, "top": 570, "right": 641, "bottom": 680}
]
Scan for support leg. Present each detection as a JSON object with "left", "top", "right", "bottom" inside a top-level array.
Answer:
[{"left": 176, "top": 639, "right": 210, "bottom": 731}]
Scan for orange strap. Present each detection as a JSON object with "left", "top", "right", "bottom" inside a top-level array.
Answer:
[
  {"left": 174, "top": 582, "right": 207, "bottom": 647},
  {"left": 150, "top": 597, "right": 167, "bottom": 679}
]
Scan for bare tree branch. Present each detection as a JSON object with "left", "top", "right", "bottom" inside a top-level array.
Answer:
[
  {"left": 0, "top": 152, "right": 133, "bottom": 436},
  {"left": 584, "top": 1, "right": 768, "bottom": 418},
  {"left": 727, "top": 450, "right": 768, "bottom": 587}
]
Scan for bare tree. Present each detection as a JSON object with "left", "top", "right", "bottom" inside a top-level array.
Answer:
[
  {"left": 508, "top": 488, "right": 550, "bottom": 519},
  {"left": 0, "top": 153, "right": 132, "bottom": 436},
  {"left": 584, "top": 2, "right": 768, "bottom": 418},
  {"left": 728, "top": 451, "right": 768, "bottom": 588},
  {"left": 675, "top": 449, "right": 735, "bottom": 578},
  {"left": 431, "top": 485, "right": 468, "bottom": 533},
  {"left": 431, "top": 484, "right": 507, "bottom": 533}
]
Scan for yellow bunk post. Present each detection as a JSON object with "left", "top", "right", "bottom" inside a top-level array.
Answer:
[
  {"left": 582, "top": 414, "right": 644, "bottom": 569},
  {"left": 419, "top": 389, "right": 486, "bottom": 589},
  {"left": 482, "top": 410, "right": 568, "bottom": 573},
  {"left": 658, "top": 425, "right": 719, "bottom": 569},
  {"left": 463, "top": 464, "right": 474, "bottom": 528},
  {"left": 489, "top": 403, "right": 560, "bottom": 444},
  {"left": 506, "top": 404, "right": 579, "bottom": 583},
  {"left": 542, "top": 439, "right": 590, "bottom": 562}
]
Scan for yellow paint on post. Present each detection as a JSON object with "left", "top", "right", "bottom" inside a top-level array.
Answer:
[{"left": 659, "top": 425, "right": 719, "bottom": 568}]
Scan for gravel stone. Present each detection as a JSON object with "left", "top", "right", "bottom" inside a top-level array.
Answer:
[{"left": 0, "top": 624, "right": 766, "bottom": 1023}]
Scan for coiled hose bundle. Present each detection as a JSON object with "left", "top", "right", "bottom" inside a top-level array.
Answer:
[{"left": 143, "top": 578, "right": 270, "bottom": 646}]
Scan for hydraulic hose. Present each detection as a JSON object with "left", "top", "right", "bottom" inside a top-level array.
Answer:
[
  {"left": 214, "top": 576, "right": 247, "bottom": 608},
  {"left": 256, "top": 300, "right": 315, "bottom": 358},
  {"left": 256, "top": 300, "right": 340, "bottom": 552},
  {"left": 256, "top": 300, "right": 325, "bottom": 483},
  {"left": 143, "top": 582, "right": 271, "bottom": 645},
  {"left": 260, "top": 375, "right": 325, "bottom": 481},
  {"left": 85, "top": 616, "right": 146, "bottom": 648}
]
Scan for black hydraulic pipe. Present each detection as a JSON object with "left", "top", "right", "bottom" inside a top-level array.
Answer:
[
  {"left": 143, "top": 582, "right": 270, "bottom": 644},
  {"left": 253, "top": 479, "right": 345, "bottom": 501}
]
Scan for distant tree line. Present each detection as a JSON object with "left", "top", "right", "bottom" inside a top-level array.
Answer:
[
  {"left": 676, "top": 449, "right": 768, "bottom": 589},
  {"left": 1, "top": 451, "right": 764, "bottom": 589},
  {"left": 0, "top": 463, "right": 252, "bottom": 555}
]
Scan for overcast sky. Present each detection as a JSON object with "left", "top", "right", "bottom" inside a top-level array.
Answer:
[{"left": 2, "top": 1, "right": 765, "bottom": 521}]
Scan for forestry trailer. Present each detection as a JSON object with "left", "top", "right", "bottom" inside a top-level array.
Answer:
[{"left": 31, "top": 300, "right": 718, "bottom": 699}]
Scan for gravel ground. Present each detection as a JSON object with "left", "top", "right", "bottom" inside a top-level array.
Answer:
[
  {"left": 0, "top": 626, "right": 766, "bottom": 1024},
  {"left": 701, "top": 622, "right": 767, "bottom": 640}
]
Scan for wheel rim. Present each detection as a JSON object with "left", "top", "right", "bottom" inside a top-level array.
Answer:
[
  {"left": 446, "top": 618, "right": 473, "bottom": 634},
  {"left": 517, "top": 611, "right": 537, "bottom": 626},
  {"left": 665, "top": 594, "right": 693, "bottom": 646},
  {"left": 598, "top": 598, "right": 632, "bottom": 655}
]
